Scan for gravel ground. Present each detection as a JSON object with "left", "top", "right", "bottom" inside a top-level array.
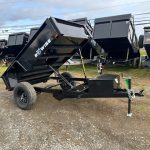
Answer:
[{"left": 0, "top": 79, "right": 150, "bottom": 150}]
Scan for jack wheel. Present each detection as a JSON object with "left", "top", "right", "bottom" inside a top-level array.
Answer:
[{"left": 59, "top": 72, "right": 76, "bottom": 91}]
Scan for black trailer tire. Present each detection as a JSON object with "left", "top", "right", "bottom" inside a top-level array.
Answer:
[
  {"left": 139, "top": 35, "right": 144, "bottom": 48},
  {"left": 13, "top": 82, "right": 37, "bottom": 110},
  {"left": 53, "top": 91, "right": 64, "bottom": 101},
  {"left": 135, "top": 58, "right": 140, "bottom": 68},
  {"left": 59, "top": 72, "right": 76, "bottom": 91}
]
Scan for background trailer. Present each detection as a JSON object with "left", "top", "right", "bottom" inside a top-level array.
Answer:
[
  {"left": 139, "top": 27, "right": 150, "bottom": 67},
  {"left": 0, "top": 32, "right": 29, "bottom": 61},
  {"left": 93, "top": 14, "right": 140, "bottom": 67}
]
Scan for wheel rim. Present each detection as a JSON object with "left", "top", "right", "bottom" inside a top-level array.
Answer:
[
  {"left": 19, "top": 93, "right": 28, "bottom": 104},
  {"left": 17, "top": 89, "right": 28, "bottom": 107}
]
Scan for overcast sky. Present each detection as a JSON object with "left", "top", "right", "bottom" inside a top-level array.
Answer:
[{"left": 0, "top": 0, "right": 150, "bottom": 39}]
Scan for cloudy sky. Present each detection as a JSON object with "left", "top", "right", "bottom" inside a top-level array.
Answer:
[{"left": 0, "top": 0, "right": 150, "bottom": 39}]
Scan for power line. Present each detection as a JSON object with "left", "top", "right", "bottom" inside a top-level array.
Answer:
[
  {"left": 0, "top": 24, "right": 40, "bottom": 29},
  {"left": 135, "top": 22, "right": 150, "bottom": 25},
  {"left": 135, "top": 16, "right": 150, "bottom": 20},
  {"left": 1, "top": 16, "right": 150, "bottom": 30},
  {"left": 134, "top": 12, "right": 150, "bottom": 16},
  {"left": 135, "top": 19, "right": 150, "bottom": 22},
  {"left": 0, "top": 14, "right": 149, "bottom": 29}
]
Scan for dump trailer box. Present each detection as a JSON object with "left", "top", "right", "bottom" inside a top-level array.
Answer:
[
  {"left": 93, "top": 14, "right": 140, "bottom": 61},
  {"left": 144, "top": 27, "right": 150, "bottom": 58},
  {"left": 2, "top": 17, "right": 88, "bottom": 90},
  {"left": 0, "top": 39, "right": 7, "bottom": 49},
  {"left": 0, "top": 39, "right": 7, "bottom": 55},
  {"left": 2, "top": 32, "right": 29, "bottom": 59},
  {"left": 28, "top": 27, "right": 39, "bottom": 41},
  {"left": 6, "top": 32, "right": 29, "bottom": 57},
  {"left": 0, "top": 39, "right": 7, "bottom": 60},
  {"left": 7, "top": 32, "right": 29, "bottom": 47},
  {"left": 28, "top": 18, "right": 98, "bottom": 59},
  {"left": 71, "top": 17, "right": 93, "bottom": 35},
  {"left": 69, "top": 17, "right": 98, "bottom": 59}
]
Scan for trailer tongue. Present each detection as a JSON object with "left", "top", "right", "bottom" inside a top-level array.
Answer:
[{"left": 1, "top": 17, "right": 143, "bottom": 116}]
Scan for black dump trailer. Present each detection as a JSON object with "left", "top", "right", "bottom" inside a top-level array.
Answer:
[
  {"left": 70, "top": 17, "right": 98, "bottom": 59},
  {"left": 2, "top": 17, "right": 88, "bottom": 90},
  {"left": 139, "top": 27, "right": 150, "bottom": 67},
  {"left": 93, "top": 14, "right": 140, "bottom": 65},
  {"left": 143, "top": 27, "right": 150, "bottom": 58},
  {"left": 0, "top": 32, "right": 29, "bottom": 61},
  {"left": 28, "top": 27, "right": 39, "bottom": 41},
  {"left": 1, "top": 17, "right": 143, "bottom": 116},
  {"left": 0, "top": 39, "right": 7, "bottom": 57}
]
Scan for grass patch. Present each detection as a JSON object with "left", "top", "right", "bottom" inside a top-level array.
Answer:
[
  {"left": 0, "top": 66, "right": 7, "bottom": 76},
  {"left": 60, "top": 64, "right": 150, "bottom": 78},
  {"left": 140, "top": 48, "right": 147, "bottom": 56},
  {"left": 105, "top": 66, "right": 150, "bottom": 78},
  {"left": 0, "top": 63, "right": 150, "bottom": 79}
]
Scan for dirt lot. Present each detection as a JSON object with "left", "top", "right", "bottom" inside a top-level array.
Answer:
[{"left": 0, "top": 77, "right": 150, "bottom": 150}]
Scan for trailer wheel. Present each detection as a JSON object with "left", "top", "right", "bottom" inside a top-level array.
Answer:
[
  {"left": 59, "top": 72, "right": 75, "bottom": 91},
  {"left": 13, "top": 82, "right": 37, "bottom": 110},
  {"left": 139, "top": 35, "right": 144, "bottom": 48},
  {"left": 53, "top": 91, "right": 64, "bottom": 101}
]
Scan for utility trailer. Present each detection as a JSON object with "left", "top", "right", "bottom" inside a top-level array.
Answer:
[
  {"left": 0, "top": 32, "right": 29, "bottom": 61},
  {"left": 70, "top": 17, "right": 98, "bottom": 60},
  {"left": 0, "top": 39, "right": 8, "bottom": 64},
  {"left": 1, "top": 17, "right": 143, "bottom": 116},
  {"left": 0, "top": 39, "right": 7, "bottom": 56},
  {"left": 139, "top": 27, "right": 150, "bottom": 67},
  {"left": 144, "top": 27, "right": 150, "bottom": 58},
  {"left": 28, "top": 27, "right": 39, "bottom": 41},
  {"left": 93, "top": 14, "right": 140, "bottom": 66}
]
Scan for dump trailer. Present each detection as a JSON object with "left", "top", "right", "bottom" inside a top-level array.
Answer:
[
  {"left": 140, "top": 27, "right": 150, "bottom": 67},
  {"left": 93, "top": 14, "right": 140, "bottom": 66},
  {"left": 0, "top": 39, "right": 7, "bottom": 49},
  {"left": 28, "top": 27, "right": 39, "bottom": 41},
  {"left": 144, "top": 27, "right": 150, "bottom": 59},
  {"left": 0, "top": 39, "right": 7, "bottom": 57},
  {"left": 1, "top": 17, "right": 143, "bottom": 116},
  {"left": 0, "top": 32, "right": 29, "bottom": 61},
  {"left": 70, "top": 17, "right": 98, "bottom": 59}
]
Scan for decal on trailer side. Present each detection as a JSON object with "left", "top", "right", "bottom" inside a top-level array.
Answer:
[{"left": 34, "top": 38, "right": 51, "bottom": 58}]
